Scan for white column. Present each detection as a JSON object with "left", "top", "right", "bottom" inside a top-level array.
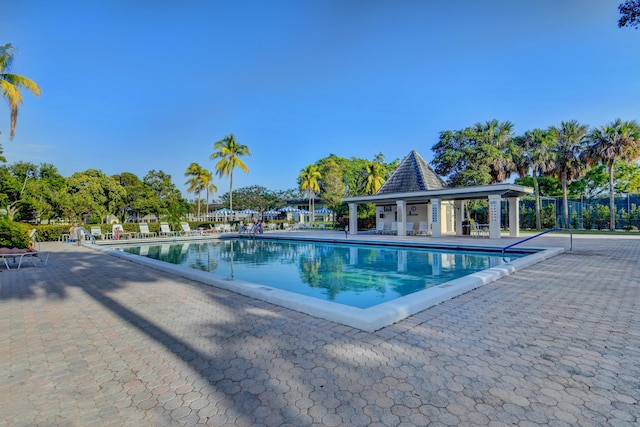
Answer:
[
  {"left": 488, "top": 195, "right": 502, "bottom": 239},
  {"left": 396, "top": 200, "right": 407, "bottom": 236},
  {"left": 455, "top": 200, "right": 463, "bottom": 236},
  {"left": 430, "top": 198, "right": 442, "bottom": 238},
  {"left": 348, "top": 203, "right": 358, "bottom": 235},
  {"left": 508, "top": 197, "right": 520, "bottom": 237}
]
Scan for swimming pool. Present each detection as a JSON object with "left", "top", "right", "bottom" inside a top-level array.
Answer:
[
  {"left": 102, "top": 237, "right": 563, "bottom": 331},
  {"left": 120, "top": 239, "right": 523, "bottom": 309}
]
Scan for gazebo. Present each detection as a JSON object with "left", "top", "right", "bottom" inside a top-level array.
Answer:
[{"left": 342, "top": 150, "right": 533, "bottom": 239}]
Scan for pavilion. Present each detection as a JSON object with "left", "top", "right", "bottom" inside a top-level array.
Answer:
[{"left": 342, "top": 150, "right": 533, "bottom": 239}]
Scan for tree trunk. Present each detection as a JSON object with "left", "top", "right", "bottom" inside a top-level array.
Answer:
[
  {"left": 533, "top": 170, "right": 541, "bottom": 230},
  {"left": 609, "top": 164, "right": 616, "bottom": 231},
  {"left": 562, "top": 174, "right": 569, "bottom": 229},
  {"left": 229, "top": 174, "right": 233, "bottom": 211}
]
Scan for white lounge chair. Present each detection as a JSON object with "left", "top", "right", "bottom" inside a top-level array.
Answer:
[
  {"left": 406, "top": 222, "right": 415, "bottom": 236},
  {"left": 0, "top": 250, "right": 50, "bottom": 270},
  {"left": 90, "top": 226, "right": 106, "bottom": 240},
  {"left": 416, "top": 221, "right": 431, "bottom": 236},
  {"left": 389, "top": 222, "right": 398, "bottom": 235},
  {"left": 180, "top": 222, "right": 201, "bottom": 236},
  {"left": 137, "top": 223, "right": 157, "bottom": 238},
  {"left": 159, "top": 222, "right": 180, "bottom": 237},
  {"left": 376, "top": 222, "right": 385, "bottom": 234},
  {"left": 472, "top": 222, "right": 489, "bottom": 237},
  {"left": 112, "top": 224, "right": 132, "bottom": 240}
]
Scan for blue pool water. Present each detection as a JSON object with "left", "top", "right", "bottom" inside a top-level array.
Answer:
[{"left": 119, "top": 239, "right": 523, "bottom": 309}]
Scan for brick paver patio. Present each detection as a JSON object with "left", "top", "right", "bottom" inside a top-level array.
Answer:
[{"left": 1, "top": 234, "right": 639, "bottom": 426}]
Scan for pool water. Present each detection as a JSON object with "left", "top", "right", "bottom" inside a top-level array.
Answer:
[{"left": 120, "top": 239, "right": 523, "bottom": 309}]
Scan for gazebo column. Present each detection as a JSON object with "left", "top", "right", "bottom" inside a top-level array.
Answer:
[
  {"left": 430, "top": 198, "right": 442, "bottom": 238},
  {"left": 508, "top": 197, "right": 520, "bottom": 237},
  {"left": 454, "top": 200, "right": 464, "bottom": 236},
  {"left": 348, "top": 203, "right": 358, "bottom": 235},
  {"left": 488, "top": 194, "right": 502, "bottom": 239},
  {"left": 396, "top": 200, "right": 407, "bottom": 236}
]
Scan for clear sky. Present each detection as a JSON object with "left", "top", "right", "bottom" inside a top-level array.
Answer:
[{"left": 1, "top": 0, "right": 639, "bottom": 198}]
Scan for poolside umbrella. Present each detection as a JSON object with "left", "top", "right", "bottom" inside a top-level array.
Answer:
[
  {"left": 278, "top": 207, "right": 300, "bottom": 213},
  {"left": 214, "top": 208, "right": 235, "bottom": 221},
  {"left": 315, "top": 208, "right": 333, "bottom": 213},
  {"left": 238, "top": 209, "right": 258, "bottom": 215}
]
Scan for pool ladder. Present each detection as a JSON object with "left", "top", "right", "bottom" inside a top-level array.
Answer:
[{"left": 501, "top": 228, "right": 572, "bottom": 261}]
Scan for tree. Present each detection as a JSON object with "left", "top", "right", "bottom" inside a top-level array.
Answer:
[
  {"left": 512, "top": 128, "right": 554, "bottom": 229},
  {"left": 200, "top": 169, "right": 217, "bottom": 217},
  {"left": 298, "top": 164, "right": 322, "bottom": 221},
  {"left": 184, "top": 163, "right": 208, "bottom": 218},
  {"left": 0, "top": 43, "right": 41, "bottom": 139},
  {"left": 113, "top": 171, "right": 154, "bottom": 222},
  {"left": 319, "top": 159, "right": 347, "bottom": 216},
  {"left": 62, "top": 169, "right": 126, "bottom": 223},
  {"left": 619, "top": 0, "right": 640, "bottom": 29},
  {"left": 548, "top": 120, "right": 590, "bottom": 228},
  {"left": 432, "top": 120, "right": 514, "bottom": 186},
  {"left": 587, "top": 119, "right": 640, "bottom": 230},
  {"left": 143, "top": 170, "right": 188, "bottom": 223},
  {"left": 363, "top": 161, "right": 386, "bottom": 195},
  {"left": 210, "top": 134, "right": 250, "bottom": 211}
]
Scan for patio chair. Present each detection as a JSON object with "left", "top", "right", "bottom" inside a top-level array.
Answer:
[
  {"left": 137, "top": 223, "right": 157, "bottom": 238},
  {"left": 0, "top": 249, "right": 50, "bottom": 270},
  {"left": 112, "top": 224, "right": 132, "bottom": 240},
  {"left": 416, "top": 221, "right": 431, "bottom": 236},
  {"left": 376, "top": 222, "right": 385, "bottom": 234},
  {"left": 159, "top": 222, "right": 181, "bottom": 237},
  {"left": 90, "top": 226, "right": 106, "bottom": 240},
  {"left": 180, "top": 222, "right": 201, "bottom": 236},
  {"left": 472, "top": 222, "right": 489, "bottom": 237},
  {"left": 389, "top": 221, "right": 398, "bottom": 235},
  {"left": 406, "top": 222, "right": 415, "bottom": 236}
]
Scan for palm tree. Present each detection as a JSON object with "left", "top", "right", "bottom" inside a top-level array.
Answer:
[
  {"left": 473, "top": 119, "right": 515, "bottom": 183},
  {"left": 200, "top": 169, "right": 217, "bottom": 219},
  {"left": 513, "top": 129, "right": 554, "bottom": 229},
  {"left": 299, "top": 165, "right": 321, "bottom": 222},
  {"left": 587, "top": 119, "right": 640, "bottom": 231},
  {"left": 210, "top": 134, "right": 250, "bottom": 211},
  {"left": 184, "top": 163, "right": 206, "bottom": 217},
  {"left": 1, "top": 43, "right": 41, "bottom": 139},
  {"left": 548, "top": 120, "right": 590, "bottom": 229},
  {"left": 364, "top": 161, "right": 385, "bottom": 195}
]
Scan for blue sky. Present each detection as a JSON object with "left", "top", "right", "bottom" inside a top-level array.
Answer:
[{"left": 1, "top": 0, "right": 638, "bottom": 198}]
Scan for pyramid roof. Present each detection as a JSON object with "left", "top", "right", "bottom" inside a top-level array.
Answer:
[{"left": 377, "top": 150, "right": 446, "bottom": 195}]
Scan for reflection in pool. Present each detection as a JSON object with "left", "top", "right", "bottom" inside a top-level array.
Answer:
[{"left": 120, "top": 239, "right": 522, "bottom": 309}]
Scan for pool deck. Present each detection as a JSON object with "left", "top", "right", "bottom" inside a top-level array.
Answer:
[{"left": 1, "top": 232, "right": 639, "bottom": 426}]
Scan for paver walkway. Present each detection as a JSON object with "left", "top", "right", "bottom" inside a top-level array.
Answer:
[{"left": 1, "top": 235, "right": 639, "bottom": 426}]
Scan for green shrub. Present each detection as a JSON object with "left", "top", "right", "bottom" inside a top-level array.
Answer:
[{"left": 0, "top": 219, "right": 31, "bottom": 248}]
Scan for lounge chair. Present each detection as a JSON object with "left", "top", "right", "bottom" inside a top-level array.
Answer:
[
  {"left": 389, "top": 221, "right": 398, "bottom": 235},
  {"left": 0, "top": 249, "right": 50, "bottom": 270},
  {"left": 180, "top": 222, "right": 201, "bottom": 236},
  {"left": 159, "top": 222, "right": 181, "bottom": 237},
  {"left": 90, "top": 226, "right": 106, "bottom": 240},
  {"left": 137, "top": 223, "right": 157, "bottom": 238},
  {"left": 406, "top": 222, "right": 415, "bottom": 236},
  {"left": 376, "top": 222, "right": 385, "bottom": 234},
  {"left": 112, "top": 224, "right": 132, "bottom": 240},
  {"left": 416, "top": 221, "right": 431, "bottom": 236}
]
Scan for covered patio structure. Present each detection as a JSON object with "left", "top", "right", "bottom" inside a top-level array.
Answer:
[{"left": 342, "top": 151, "right": 533, "bottom": 239}]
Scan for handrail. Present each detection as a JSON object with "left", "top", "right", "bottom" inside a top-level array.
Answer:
[{"left": 501, "top": 227, "right": 572, "bottom": 261}]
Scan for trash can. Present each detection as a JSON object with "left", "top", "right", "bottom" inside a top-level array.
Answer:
[{"left": 462, "top": 220, "right": 471, "bottom": 236}]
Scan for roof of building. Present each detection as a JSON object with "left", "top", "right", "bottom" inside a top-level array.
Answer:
[{"left": 377, "top": 150, "right": 447, "bottom": 195}]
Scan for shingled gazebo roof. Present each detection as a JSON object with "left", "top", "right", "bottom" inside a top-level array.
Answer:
[{"left": 377, "top": 150, "right": 446, "bottom": 195}]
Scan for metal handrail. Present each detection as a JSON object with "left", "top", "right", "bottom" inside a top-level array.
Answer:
[{"left": 501, "top": 228, "right": 572, "bottom": 261}]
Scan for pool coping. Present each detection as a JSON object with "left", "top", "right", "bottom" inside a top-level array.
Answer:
[{"left": 87, "top": 237, "right": 564, "bottom": 332}]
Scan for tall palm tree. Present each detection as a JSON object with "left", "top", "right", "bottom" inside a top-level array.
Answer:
[
  {"left": 1, "top": 43, "right": 41, "bottom": 139},
  {"left": 548, "top": 120, "right": 589, "bottom": 229},
  {"left": 210, "top": 134, "right": 250, "bottom": 211},
  {"left": 513, "top": 129, "right": 554, "bottom": 229},
  {"left": 299, "top": 165, "right": 321, "bottom": 222},
  {"left": 200, "top": 169, "right": 217, "bottom": 219},
  {"left": 364, "top": 161, "right": 385, "bottom": 195},
  {"left": 473, "top": 119, "right": 515, "bottom": 183},
  {"left": 587, "top": 119, "right": 640, "bottom": 231},
  {"left": 184, "top": 163, "right": 206, "bottom": 217}
]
